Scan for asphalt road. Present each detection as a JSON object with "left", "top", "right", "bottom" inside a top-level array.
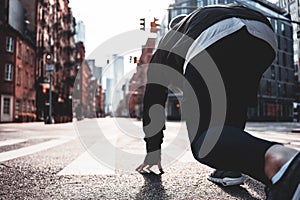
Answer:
[{"left": 0, "top": 118, "right": 300, "bottom": 199}]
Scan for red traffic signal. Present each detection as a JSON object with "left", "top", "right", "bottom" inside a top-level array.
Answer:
[
  {"left": 150, "top": 17, "right": 160, "bottom": 33},
  {"left": 42, "top": 87, "right": 47, "bottom": 94}
]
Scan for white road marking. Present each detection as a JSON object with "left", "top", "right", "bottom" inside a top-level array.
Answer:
[
  {"left": 177, "top": 150, "right": 196, "bottom": 162},
  {"left": 58, "top": 132, "right": 118, "bottom": 175},
  {"left": 0, "top": 138, "right": 72, "bottom": 162},
  {"left": 57, "top": 151, "right": 115, "bottom": 175},
  {"left": 0, "top": 139, "right": 28, "bottom": 147}
]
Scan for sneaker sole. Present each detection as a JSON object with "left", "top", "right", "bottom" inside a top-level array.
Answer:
[{"left": 207, "top": 176, "right": 244, "bottom": 186}]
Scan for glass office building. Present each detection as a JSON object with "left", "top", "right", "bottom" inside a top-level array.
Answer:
[{"left": 166, "top": 0, "right": 295, "bottom": 121}]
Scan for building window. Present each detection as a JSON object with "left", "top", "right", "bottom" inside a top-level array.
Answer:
[
  {"left": 30, "top": 53, "right": 34, "bottom": 66},
  {"left": 282, "top": 52, "right": 287, "bottom": 67},
  {"left": 31, "top": 100, "right": 35, "bottom": 113},
  {"left": 31, "top": 74, "right": 34, "bottom": 89},
  {"left": 277, "top": 35, "right": 281, "bottom": 50},
  {"left": 278, "top": 67, "right": 282, "bottom": 81},
  {"left": 267, "top": 80, "right": 272, "bottom": 95},
  {"left": 285, "top": 69, "right": 289, "bottom": 82},
  {"left": 29, "top": 74, "right": 33, "bottom": 89},
  {"left": 6, "top": 37, "right": 14, "bottom": 52},
  {"left": 18, "top": 42, "right": 22, "bottom": 58},
  {"left": 180, "top": 2, "right": 188, "bottom": 14},
  {"left": 23, "top": 100, "right": 27, "bottom": 113},
  {"left": 282, "top": 38, "right": 287, "bottom": 51},
  {"left": 27, "top": 100, "right": 31, "bottom": 113},
  {"left": 290, "top": 2, "right": 296, "bottom": 11},
  {"left": 274, "top": 20, "right": 278, "bottom": 32},
  {"left": 3, "top": 98, "right": 10, "bottom": 114},
  {"left": 16, "top": 100, "right": 20, "bottom": 114},
  {"left": 25, "top": 49, "right": 29, "bottom": 63},
  {"left": 281, "top": 23, "right": 285, "bottom": 34},
  {"left": 17, "top": 67, "right": 21, "bottom": 85},
  {"left": 282, "top": 84, "right": 287, "bottom": 97},
  {"left": 197, "top": 0, "right": 204, "bottom": 7},
  {"left": 271, "top": 65, "right": 275, "bottom": 80},
  {"left": 5, "top": 64, "right": 13, "bottom": 81},
  {"left": 267, "top": 102, "right": 274, "bottom": 117},
  {"left": 263, "top": 102, "right": 268, "bottom": 117},
  {"left": 25, "top": 72, "right": 29, "bottom": 88}
]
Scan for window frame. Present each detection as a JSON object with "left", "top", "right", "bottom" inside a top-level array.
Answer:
[
  {"left": 16, "top": 99, "right": 21, "bottom": 114},
  {"left": 3, "top": 98, "right": 11, "bottom": 115},
  {"left": 6, "top": 37, "right": 14, "bottom": 53},
  {"left": 18, "top": 41, "right": 22, "bottom": 58},
  {"left": 17, "top": 67, "right": 22, "bottom": 85},
  {"left": 5, "top": 63, "right": 13, "bottom": 81}
]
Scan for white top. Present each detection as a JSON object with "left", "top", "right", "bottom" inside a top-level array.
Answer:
[{"left": 183, "top": 17, "right": 278, "bottom": 73}]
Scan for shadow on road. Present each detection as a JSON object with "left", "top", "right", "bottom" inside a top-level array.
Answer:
[
  {"left": 218, "top": 176, "right": 266, "bottom": 200},
  {"left": 135, "top": 172, "right": 169, "bottom": 200},
  {"left": 219, "top": 186, "right": 260, "bottom": 200}
]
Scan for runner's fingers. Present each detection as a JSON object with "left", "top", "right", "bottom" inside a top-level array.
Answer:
[
  {"left": 136, "top": 163, "right": 147, "bottom": 172},
  {"left": 158, "top": 161, "right": 164, "bottom": 174}
]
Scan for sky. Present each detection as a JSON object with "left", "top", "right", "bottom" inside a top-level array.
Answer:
[
  {"left": 69, "top": 0, "right": 173, "bottom": 59},
  {"left": 69, "top": 0, "right": 279, "bottom": 67}
]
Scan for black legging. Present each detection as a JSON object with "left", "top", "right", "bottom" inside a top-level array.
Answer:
[{"left": 183, "top": 27, "right": 279, "bottom": 185}]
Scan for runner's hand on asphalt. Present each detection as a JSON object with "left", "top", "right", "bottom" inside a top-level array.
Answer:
[{"left": 136, "top": 160, "right": 164, "bottom": 174}]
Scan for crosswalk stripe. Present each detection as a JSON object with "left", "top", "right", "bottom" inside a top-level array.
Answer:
[
  {"left": 0, "top": 139, "right": 28, "bottom": 147},
  {"left": 57, "top": 151, "right": 115, "bottom": 175},
  {"left": 0, "top": 138, "right": 72, "bottom": 162}
]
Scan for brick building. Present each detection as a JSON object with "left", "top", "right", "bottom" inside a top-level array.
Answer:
[
  {"left": 35, "top": 0, "right": 76, "bottom": 123},
  {"left": 128, "top": 38, "right": 156, "bottom": 118},
  {"left": 0, "top": 0, "right": 77, "bottom": 123},
  {"left": 73, "top": 42, "right": 93, "bottom": 120},
  {"left": 0, "top": 0, "right": 37, "bottom": 122}
]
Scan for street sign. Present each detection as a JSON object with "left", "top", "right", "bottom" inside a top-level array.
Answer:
[{"left": 46, "top": 64, "right": 54, "bottom": 72}]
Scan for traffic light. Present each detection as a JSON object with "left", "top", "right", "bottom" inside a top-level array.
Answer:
[
  {"left": 150, "top": 17, "right": 160, "bottom": 33},
  {"left": 42, "top": 87, "right": 47, "bottom": 94},
  {"left": 46, "top": 53, "right": 52, "bottom": 64},
  {"left": 133, "top": 56, "right": 138, "bottom": 64},
  {"left": 140, "top": 18, "right": 145, "bottom": 31}
]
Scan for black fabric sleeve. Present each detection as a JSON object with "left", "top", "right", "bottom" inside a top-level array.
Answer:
[
  {"left": 142, "top": 81, "right": 168, "bottom": 153},
  {"left": 142, "top": 50, "right": 169, "bottom": 157}
]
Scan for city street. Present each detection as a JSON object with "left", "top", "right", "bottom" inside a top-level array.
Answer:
[{"left": 1, "top": 118, "right": 300, "bottom": 199}]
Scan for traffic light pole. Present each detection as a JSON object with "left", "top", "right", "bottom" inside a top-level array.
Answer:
[
  {"left": 45, "top": 53, "right": 54, "bottom": 124},
  {"left": 49, "top": 73, "right": 52, "bottom": 124}
]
